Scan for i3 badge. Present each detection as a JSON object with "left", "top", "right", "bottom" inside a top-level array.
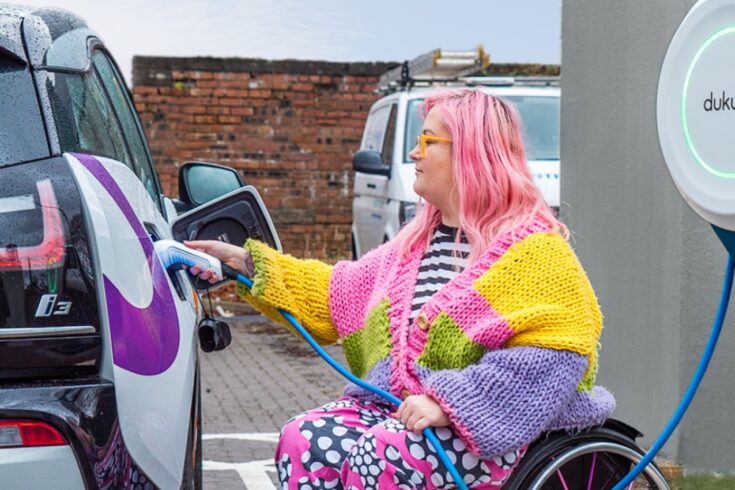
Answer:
[{"left": 35, "top": 294, "right": 72, "bottom": 317}]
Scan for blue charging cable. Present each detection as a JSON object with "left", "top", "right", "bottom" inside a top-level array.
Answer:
[
  {"left": 612, "top": 255, "right": 734, "bottom": 489},
  {"left": 235, "top": 273, "right": 471, "bottom": 490}
]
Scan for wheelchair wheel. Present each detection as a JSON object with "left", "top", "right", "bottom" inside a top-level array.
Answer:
[{"left": 503, "top": 420, "right": 671, "bottom": 489}]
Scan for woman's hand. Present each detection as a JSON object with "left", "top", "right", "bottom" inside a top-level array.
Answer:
[
  {"left": 184, "top": 240, "right": 253, "bottom": 283},
  {"left": 394, "top": 395, "right": 450, "bottom": 433}
]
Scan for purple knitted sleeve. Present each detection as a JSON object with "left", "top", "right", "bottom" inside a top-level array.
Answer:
[{"left": 424, "top": 346, "right": 587, "bottom": 458}]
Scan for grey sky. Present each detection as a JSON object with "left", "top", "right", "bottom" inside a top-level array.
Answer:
[{"left": 20, "top": 0, "right": 561, "bottom": 84}]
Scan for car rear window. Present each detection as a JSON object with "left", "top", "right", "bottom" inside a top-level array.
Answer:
[{"left": 0, "top": 57, "right": 50, "bottom": 166}]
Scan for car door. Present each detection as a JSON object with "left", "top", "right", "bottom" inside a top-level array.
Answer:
[{"left": 44, "top": 48, "right": 198, "bottom": 489}]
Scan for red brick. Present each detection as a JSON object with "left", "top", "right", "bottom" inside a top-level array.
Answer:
[
  {"left": 214, "top": 88, "right": 249, "bottom": 98},
  {"left": 182, "top": 105, "right": 207, "bottom": 114},
  {"left": 218, "top": 115, "right": 240, "bottom": 124},
  {"left": 134, "top": 86, "right": 158, "bottom": 95},
  {"left": 219, "top": 98, "right": 244, "bottom": 107},
  {"left": 291, "top": 83, "right": 314, "bottom": 92},
  {"left": 194, "top": 115, "right": 217, "bottom": 124},
  {"left": 231, "top": 107, "right": 255, "bottom": 116}
]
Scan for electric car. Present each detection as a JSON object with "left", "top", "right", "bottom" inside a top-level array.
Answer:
[{"left": 0, "top": 5, "right": 246, "bottom": 489}]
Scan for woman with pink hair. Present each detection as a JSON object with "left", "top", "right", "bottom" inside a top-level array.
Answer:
[{"left": 188, "top": 89, "right": 614, "bottom": 489}]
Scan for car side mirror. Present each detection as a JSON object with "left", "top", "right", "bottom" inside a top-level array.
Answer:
[
  {"left": 353, "top": 150, "right": 390, "bottom": 177},
  {"left": 177, "top": 161, "right": 244, "bottom": 213}
]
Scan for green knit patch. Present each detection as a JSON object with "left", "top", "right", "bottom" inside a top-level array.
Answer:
[
  {"left": 244, "top": 240, "right": 272, "bottom": 298},
  {"left": 577, "top": 358, "right": 598, "bottom": 392},
  {"left": 342, "top": 299, "right": 392, "bottom": 378},
  {"left": 416, "top": 312, "right": 486, "bottom": 370}
]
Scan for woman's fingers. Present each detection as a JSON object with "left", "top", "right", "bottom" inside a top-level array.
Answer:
[
  {"left": 413, "top": 417, "right": 429, "bottom": 433},
  {"left": 183, "top": 240, "right": 211, "bottom": 252},
  {"left": 394, "top": 395, "right": 451, "bottom": 433},
  {"left": 406, "top": 411, "right": 422, "bottom": 431},
  {"left": 187, "top": 264, "right": 221, "bottom": 283},
  {"left": 393, "top": 403, "right": 405, "bottom": 420},
  {"left": 184, "top": 240, "right": 251, "bottom": 277}
]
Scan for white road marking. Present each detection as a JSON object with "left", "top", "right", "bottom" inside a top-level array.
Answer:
[
  {"left": 203, "top": 432, "right": 280, "bottom": 443},
  {"left": 203, "top": 433, "right": 280, "bottom": 489}
]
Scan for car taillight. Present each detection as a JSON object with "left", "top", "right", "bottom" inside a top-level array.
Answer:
[
  {"left": 0, "top": 420, "right": 66, "bottom": 448},
  {"left": 0, "top": 178, "right": 65, "bottom": 271}
]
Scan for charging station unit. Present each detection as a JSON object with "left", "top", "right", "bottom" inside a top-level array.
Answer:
[
  {"left": 611, "top": 1, "right": 735, "bottom": 486},
  {"left": 658, "top": 0, "right": 735, "bottom": 252}
]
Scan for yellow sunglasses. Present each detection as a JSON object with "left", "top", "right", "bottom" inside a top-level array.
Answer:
[{"left": 415, "top": 134, "right": 452, "bottom": 159}]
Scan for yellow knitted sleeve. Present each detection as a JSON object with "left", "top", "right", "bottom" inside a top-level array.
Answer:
[
  {"left": 235, "top": 239, "right": 338, "bottom": 345},
  {"left": 473, "top": 232, "right": 603, "bottom": 390}
]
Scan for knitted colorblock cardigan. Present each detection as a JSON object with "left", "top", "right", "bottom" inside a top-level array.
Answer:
[{"left": 237, "top": 217, "right": 615, "bottom": 458}]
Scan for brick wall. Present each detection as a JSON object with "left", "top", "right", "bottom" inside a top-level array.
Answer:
[{"left": 132, "top": 56, "right": 396, "bottom": 261}]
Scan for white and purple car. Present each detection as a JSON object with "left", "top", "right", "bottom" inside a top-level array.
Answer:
[{"left": 0, "top": 5, "right": 278, "bottom": 489}]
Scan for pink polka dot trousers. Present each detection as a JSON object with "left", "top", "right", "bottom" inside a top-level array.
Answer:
[{"left": 275, "top": 397, "right": 525, "bottom": 489}]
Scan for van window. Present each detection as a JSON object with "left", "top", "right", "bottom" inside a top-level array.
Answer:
[
  {"left": 381, "top": 105, "right": 397, "bottom": 164},
  {"left": 404, "top": 99, "right": 423, "bottom": 162},
  {"left": 403, "top": 95, "right": 560, "bottom": 162},
  {"left": 505, "top": 95, "right": 560, "bottom": 161},
  {"left": 361, "top": 104, "right": 391, "bottom": 153}
]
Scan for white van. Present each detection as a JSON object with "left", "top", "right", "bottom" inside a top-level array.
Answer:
[{"left": 352, "top": 79, "right": 560, "bottom": 258}]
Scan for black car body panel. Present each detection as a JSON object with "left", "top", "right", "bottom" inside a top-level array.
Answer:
[{"left": 0, "top": 379, "right": 153, "bottom": 489}]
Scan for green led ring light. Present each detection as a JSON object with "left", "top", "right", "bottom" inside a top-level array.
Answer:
[{"left": 682, "top": 26, "right": 735, "bottom": 179}]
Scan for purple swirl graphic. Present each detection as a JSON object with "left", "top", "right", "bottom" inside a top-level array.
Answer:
[{"left": 75, "top": 153, "right": 179, "bottom": 375}]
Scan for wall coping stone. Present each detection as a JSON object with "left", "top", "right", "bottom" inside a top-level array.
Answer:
[{"left": 133, "top": 56, "right": 399, "bottom": 86}]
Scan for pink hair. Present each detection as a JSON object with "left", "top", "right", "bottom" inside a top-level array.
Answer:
[{"left": 396, "top": 88, "right": 567, "bottom": 264}]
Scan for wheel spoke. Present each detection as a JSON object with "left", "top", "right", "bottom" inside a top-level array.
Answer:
[
  {"left": 555, "top": 467, "right": 570, "bottom": 490},
  {"left": 586, "top": 452, "right": 597, "bottom": 490}
]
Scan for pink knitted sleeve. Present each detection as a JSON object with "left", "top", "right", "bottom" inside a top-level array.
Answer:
[{"left": 328, "top": 241, "right": 398, "bottom": 338}]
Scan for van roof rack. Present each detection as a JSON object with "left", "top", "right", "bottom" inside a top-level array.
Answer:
[
  {"left": 377, "top": 46, "right": 490, "bottom": 93},
  {"left": 377, "top": 47, "right": 559, "bottom": 94},
  {"left": 461, "top": 76, "right": 559, "bottom": 87}
]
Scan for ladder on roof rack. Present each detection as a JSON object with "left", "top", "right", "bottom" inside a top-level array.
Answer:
[{"left": 378, "top": 46, "right": 490, "bottom": 91}]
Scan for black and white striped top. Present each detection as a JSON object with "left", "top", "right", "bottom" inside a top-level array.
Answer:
[{"left": 410, "top": 224, "right": 471, "bottom": 322}]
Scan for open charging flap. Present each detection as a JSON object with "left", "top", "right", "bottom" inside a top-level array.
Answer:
[{"left": 170, "top": 185, "right": 282, "bottom": 290}]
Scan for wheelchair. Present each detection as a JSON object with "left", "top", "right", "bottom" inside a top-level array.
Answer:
[{"left": 502, "top": 419, "right": 671, "bottom": 489}]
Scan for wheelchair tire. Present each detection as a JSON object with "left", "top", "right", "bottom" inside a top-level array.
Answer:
[{"left": 502, "top": 421, "right": 671, "bottom": 490}]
